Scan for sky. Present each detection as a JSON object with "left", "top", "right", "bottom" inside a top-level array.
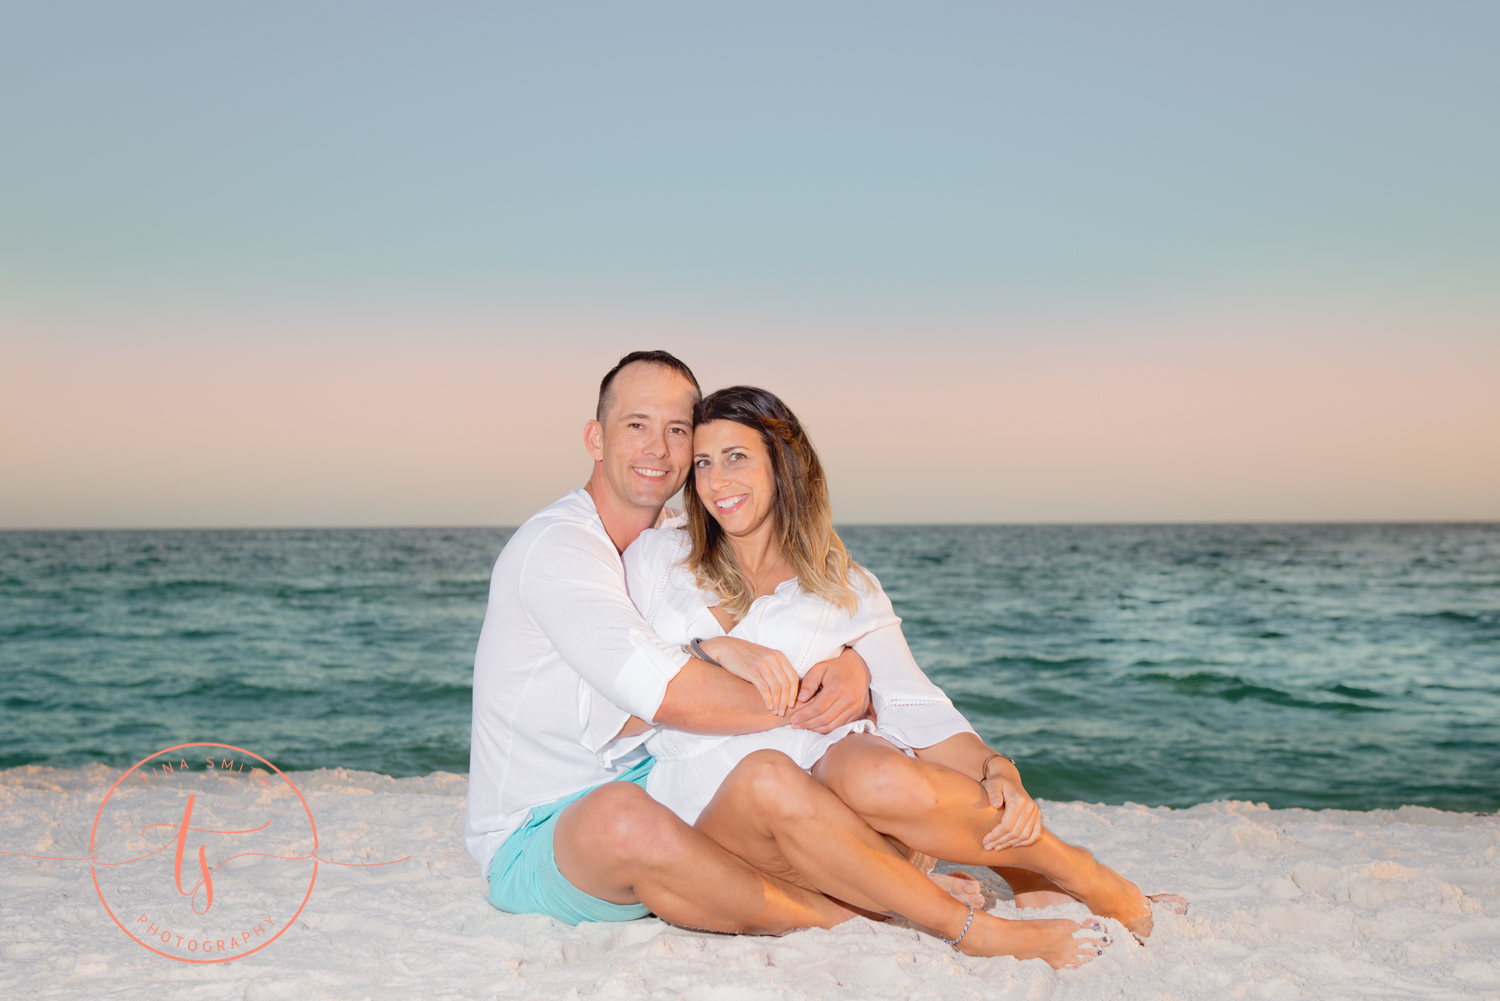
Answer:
[{"left": 1, "top": 1, "right": 1497, "bottom": 527}]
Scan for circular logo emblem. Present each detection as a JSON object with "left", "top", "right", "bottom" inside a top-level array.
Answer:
[{"left": 90, "top": 743, "right": 319, "bottom": 963}]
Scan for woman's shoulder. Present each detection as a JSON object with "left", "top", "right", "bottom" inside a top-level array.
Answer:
[
  {"left": 623, "top": 524, "right": 691, "bottom": 575},
  {"left": 841, "top": 563, "right": 884, "bottom": 600},
  {"left": 843, "top": 564, "right": 898, "bottom": 623},
  {"left": 623, "top": 525, "right": 698, "bottom": 622},
  {"left": 783, "top": 563, "right": 893, "bottom": 618}
]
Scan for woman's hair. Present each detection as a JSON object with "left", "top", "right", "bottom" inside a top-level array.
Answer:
[{"left": 683, "top": 385, "right": 870, "bottom": 618}]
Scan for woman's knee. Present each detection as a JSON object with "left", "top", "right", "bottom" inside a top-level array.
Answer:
[
  {"left": 837, "top": 750, "right": 942, "bottom": 817},
  {"left": 728, "top": 750, "right": 824, "bottom": 821}
]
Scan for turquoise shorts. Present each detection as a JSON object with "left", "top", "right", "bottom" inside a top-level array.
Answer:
[{"left": 488, "top": 756, "right": 656, "bottom": 925}]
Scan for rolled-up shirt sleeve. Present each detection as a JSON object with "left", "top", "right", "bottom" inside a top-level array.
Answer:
[
  {"left": 520, "top": 522, "right": 690, "bottom": 737},
  {"left": 852, "top": 586, "right": 977, "bottom": 750}
]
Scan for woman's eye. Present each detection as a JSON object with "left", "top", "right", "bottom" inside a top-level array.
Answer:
[{"left": 694, "top": 459, "right": 710, "bottom": 468}]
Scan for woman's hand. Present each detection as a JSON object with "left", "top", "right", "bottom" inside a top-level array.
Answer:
[
  {"left": 695, "top": 636, "right": 801, "bottom": 716},
  {"left": 980, "top": 757, "right": 1043, "bottom": 851}
]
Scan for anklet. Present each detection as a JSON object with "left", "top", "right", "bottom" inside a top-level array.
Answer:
[{"left": 939, "top": 904, "right": 974, "bottom": 949}]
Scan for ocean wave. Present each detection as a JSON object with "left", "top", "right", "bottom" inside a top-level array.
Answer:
[{"left": 1137, "top": 671, "right": 1391, "bottom": 713}]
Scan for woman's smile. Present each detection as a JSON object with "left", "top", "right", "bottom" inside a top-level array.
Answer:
[
  {"left": 693, "top": 419, "right": 777, "bottom": 537},
  {"left": 712, "top": 493, "right": 749, "bottom": 514}
]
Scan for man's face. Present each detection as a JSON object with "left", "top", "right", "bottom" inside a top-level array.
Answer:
[{"left": 587, "top": 362, "right": 697, "bottom": 512}]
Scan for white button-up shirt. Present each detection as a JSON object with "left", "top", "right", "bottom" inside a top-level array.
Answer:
[
  {"left": 620, "top": 525, "right": 975, "bottom": 825},
  {"left": 464, "top": 489, "right": 691, "bottom": 877}
]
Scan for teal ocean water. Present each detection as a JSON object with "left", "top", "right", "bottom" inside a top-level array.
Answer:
[{"left": 2, "top": 524, "right": 1496, "bottom": 811}]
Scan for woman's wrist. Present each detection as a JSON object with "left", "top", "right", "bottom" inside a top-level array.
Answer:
[{"left": 980, "top": 752, "right": 1017, "bottom": 782}]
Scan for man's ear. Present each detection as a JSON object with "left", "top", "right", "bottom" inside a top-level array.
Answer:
[{"left": 584, "top": 419, "right": 605, "bottom": 462}]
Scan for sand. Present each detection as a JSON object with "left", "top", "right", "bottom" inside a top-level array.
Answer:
[{"left": 2, "top": 764, "right": 1497, "bottom": 1001}]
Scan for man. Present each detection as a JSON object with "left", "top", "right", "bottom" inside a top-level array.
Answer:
[{"left": 466, "top": 350, "right": 872, "bottom": 932}]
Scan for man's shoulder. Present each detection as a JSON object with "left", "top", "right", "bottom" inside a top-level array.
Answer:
[
  {"left": 514, "top": 489, "right": 603, "bottom": 540},
  {"left": 499, "top": 491, "right": 611, "bottom": 564}
]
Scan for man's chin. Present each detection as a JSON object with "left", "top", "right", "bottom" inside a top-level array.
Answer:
[
  {"left": 621, "top": 480, "right": 683, "bottom": 511},
  {"left": 633, "top": 488, "right": 679, "bottom": 510}
]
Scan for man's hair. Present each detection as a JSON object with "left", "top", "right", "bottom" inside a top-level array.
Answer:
[{"left": 596, "top": 350, "right": 702, "bottom": 422}]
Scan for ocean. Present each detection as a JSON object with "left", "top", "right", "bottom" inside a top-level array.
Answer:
[{"left": 2, "top": 523, "right": 1496, "bottom": 812}]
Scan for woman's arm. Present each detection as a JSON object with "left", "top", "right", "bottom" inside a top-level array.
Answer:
[
  {"left": 913, "top": 732, "right": 1043, "bottom": 851},
  {"left": 843, "top": 576, "right": 1042, "bottom": 850}
]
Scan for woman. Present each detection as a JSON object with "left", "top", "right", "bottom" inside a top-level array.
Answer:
[{"left": 617, "top": 386, "right": 1181, "bottom": 968}]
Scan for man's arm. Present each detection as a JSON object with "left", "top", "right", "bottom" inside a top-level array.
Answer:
[
  {"left": 651, "top": 658, "right": 789, "bottom": 734},
  {"left": 654, "top": 644, "right": 872, "bottom": 735},
  {"left": 610, "top": 655, "right": 781, "bottom": 738}
]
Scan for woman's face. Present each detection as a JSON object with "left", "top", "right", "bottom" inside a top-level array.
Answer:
[{"left": 693, "top": 419, "right": 777, "bottom": 539}]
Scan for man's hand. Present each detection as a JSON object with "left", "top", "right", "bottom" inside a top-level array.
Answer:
[
  {"left": 980, "top": 758, "right": 1043, "bottom": 851},
  {"left": 788, "top": 647, "right": 870, "bottom": 733},
  {"left": 696, "top": 636, "right": 801, "bottom": 716}
]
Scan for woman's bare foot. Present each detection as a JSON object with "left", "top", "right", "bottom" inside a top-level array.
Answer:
[
  {"left": 956, "top": 912, "right": 1108, "bottom": 969},
  {"left": 928, "top": 872, "right": 986, "bottom": 908},
  {"left": 1066, "top": 858, "right": 1156, "bottom": 941}
]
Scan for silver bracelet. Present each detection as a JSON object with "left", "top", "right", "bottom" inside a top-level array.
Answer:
[
  {"left": 981, "top": 753, "right": 1016, "bottom": 781},
  {"left": 688, "top": 638, "right": 723, "bottom": 667}
]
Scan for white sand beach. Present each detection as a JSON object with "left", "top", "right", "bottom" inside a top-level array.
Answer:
[{"left": 3, "top": 764, "right": 1497, "bottom": 1001}]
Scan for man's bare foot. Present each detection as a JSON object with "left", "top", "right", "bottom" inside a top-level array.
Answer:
[
  {"left": 1013, "top": 888, "right": 1077, "bottom": 909},
  {"left": 956, "top": 912, "right": 1107, "bottom": 970},
  {"left": 1148, "top": 893, "right": 1188, "bottom": 914},
  {"left": 928, "top": 872, "right": 986, "bottom": 908}
]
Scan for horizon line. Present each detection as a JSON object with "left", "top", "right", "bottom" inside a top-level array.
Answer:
[{"left": 3, "top": 519, "right": 1497, "bottom": 533}]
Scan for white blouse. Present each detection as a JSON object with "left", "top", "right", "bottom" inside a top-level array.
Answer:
[{"left": 617, "top": 525, "right": 975, "bottom": 825}]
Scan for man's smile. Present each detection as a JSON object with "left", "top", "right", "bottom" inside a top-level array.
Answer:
[{"left": 633, "top": 466, "right": 670, "bottom": 480}]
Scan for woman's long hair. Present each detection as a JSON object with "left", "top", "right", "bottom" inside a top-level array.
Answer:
[{"left": 683, "top": 386, "right": 870, "bottom": 618}]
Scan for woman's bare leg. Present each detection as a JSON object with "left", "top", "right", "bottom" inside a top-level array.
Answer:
[
  {"left": 696, "top": 750, "right": 1107, "bottom": 969},
  {"left": 552, "top": 780, "right": 857, "bottom": 934},
  {"left": 812, "top": 734, "right": 1160, "bottom": 939}
]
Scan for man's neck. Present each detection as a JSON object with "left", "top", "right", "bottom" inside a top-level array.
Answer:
[{"left": 583, "top": 476, "right": 661, "bottom": 555}]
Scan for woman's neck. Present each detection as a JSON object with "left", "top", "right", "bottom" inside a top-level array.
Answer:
[
  {"left": 726, "top": 521, "right": 782, "bottom": 583},
  {"left": 711, "top": 526, "right": 792, "bottom": 630}
]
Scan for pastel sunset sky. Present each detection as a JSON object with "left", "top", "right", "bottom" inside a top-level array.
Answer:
[{"left": 2, "top": 2, "right": 1496, "bottom": 527}]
